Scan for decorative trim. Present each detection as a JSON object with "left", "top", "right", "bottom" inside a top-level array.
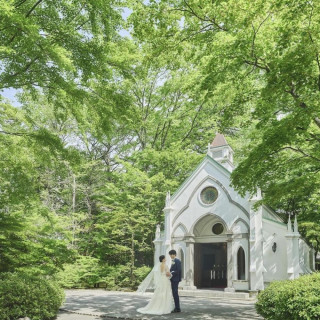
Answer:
[
  {"left": 263, "top": 216, "right": 286, "bottom": 227},
  {"left": 190, "top": 212, "right": 231, "bottom": 236},
  {"left": 230, "top": 218, "right": 250, "bottom": 233},
  {"left": 172, "top": 175, "right": 250, "bottom": 225},
  {"left": 172, "top": 222, "right": 188, "bottom": 237},
  {"left": 233, "top": 233, "right": 249, "bottom": 239},
  {"left": 262, "top": 204, "right": 285, "bottom": 224},
  {"left": 171, "top": 155, "right": 231, "bottom": 202}
]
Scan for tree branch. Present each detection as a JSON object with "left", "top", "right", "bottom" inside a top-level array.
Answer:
[
  {"left": 7, "top": 56, "right": 40, "bottom": 79},
  {"left": 244, "top": 59, "right": 270, "bottom": 72},
  {"left": 250, "top": 12, "right": 272, "bottom": 62},
  {"left": 308, "top": 132, "right": 320, "bottom": 144},
  {"left": 26, "top": 0, "right": 43, "bottom": 18},
  {"left": 306, "top": 2, "right": 320, "bottom": 91},
  {"left": 285, "top": 83, "right": 320, "bottom": 129},
  {"left": 273, "top": 146, "right": 320, "bottom": 162},
  {"left": 180, "top": 23, "right": 216, "bottom": 42},
  {"left": 15, "top": 0, "right": 28, "bottom": 8},
  {"left": 0, "top": 130, "right": 31, "bottom": 137},
  {"left": 181, "top": 102, "right": 204, "bottom": 142},
  {"left": 171, "top": 0, "right": 227, "bottom": 32}
]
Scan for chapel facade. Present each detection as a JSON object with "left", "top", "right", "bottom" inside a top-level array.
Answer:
[{"left": 153, "top": 134, "right": 315, "bottom": 291}]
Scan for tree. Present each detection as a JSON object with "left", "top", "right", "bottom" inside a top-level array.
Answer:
[
  {"left": 299, "top": 222, "right": 320, "bottom": 262},
  {"left": 0, "top": 0, "right": 137, "bottom": 135},
  {"left": 0, "top": 101, "right": 76, "bottom": 274},
  {"left": 129, "top": 0, "right": 320, "bottom": 219}
]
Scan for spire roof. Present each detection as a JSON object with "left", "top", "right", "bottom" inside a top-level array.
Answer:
[{"left": 210, "top": 133, "right": 228, "bottom": 147}]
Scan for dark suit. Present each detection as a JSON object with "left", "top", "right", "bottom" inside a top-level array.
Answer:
[{"left": 170, "top": 258, "right": 181, "bottom": 311}]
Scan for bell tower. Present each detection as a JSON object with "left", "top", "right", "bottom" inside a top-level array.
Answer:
[{"left": 207, "top": 133, "right": 234, "bottom": 172}]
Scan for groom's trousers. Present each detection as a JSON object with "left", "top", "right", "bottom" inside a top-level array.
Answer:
[{"left": 171, "top": 280, "right": 180, "bottom": 310}]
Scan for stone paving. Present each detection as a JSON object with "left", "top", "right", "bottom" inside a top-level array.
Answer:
[{"left": 56, "top": 289, "right": 263, "bottom": 320}]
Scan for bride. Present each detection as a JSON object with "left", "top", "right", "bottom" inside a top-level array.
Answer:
[{"left": 137, "top": 255, "right": 174, "bottom": 315}]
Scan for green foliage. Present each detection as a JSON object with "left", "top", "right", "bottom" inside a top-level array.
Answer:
[
  {"left": 56, "top": 256, "right": 104, "bottom": 289},
  {"left": 1, "top": 0, "right": 320, "bottom": 294},
  {"left": 0, "top": 100, "right": 77, "bottom": 275},
  {"left": 0, "top": 272, "right": 65, "bottom": 320},
  {"left": 103, "top": 264, "right": 151, "bottom": 290},
  {"left": 56, "top": 255, "right": 151, "bottom": 290},
  {"left": 0, "top": 205, "right": 76, "bottom": 274},
  {"left": 0, "top": 0, "right": 123, "bottom": 91},
  {"left": 299, "top": 222, "right": 320, "bottom": 260},
  {"left": 0, "top": 0, "right": 135, "bottom": 137},
  {"left": 120, "top": 57, "right": 220, "bottom": 152},
  {"left": 256, "top": 273, "right": 320, "bottom": 320},
  {"left": 129, "top": 0, "right": 320, "bottom": 223}
]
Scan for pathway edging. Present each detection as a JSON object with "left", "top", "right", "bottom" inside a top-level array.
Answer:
[{"left": 59, "top": 308, "right": 135, "bottom": 319}]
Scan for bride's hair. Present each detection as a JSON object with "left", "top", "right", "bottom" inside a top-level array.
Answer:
[{"left": 159, "top": 255, "right": 165, "bottom": 262}]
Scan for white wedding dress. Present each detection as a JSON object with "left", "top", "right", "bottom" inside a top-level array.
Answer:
[{"left": 137, "top": 264, "right": 174, "bottom": 315}]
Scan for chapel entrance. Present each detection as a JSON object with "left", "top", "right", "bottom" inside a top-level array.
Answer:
[{"left": 194, "top": 243, "right": 227, "bottom": 288}]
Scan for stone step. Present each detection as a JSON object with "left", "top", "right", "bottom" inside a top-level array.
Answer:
[{"left": 179, "top": 289, "right": 250, "bottom": 300}]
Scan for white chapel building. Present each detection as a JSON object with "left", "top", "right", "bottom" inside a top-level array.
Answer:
[{"left": 153, "top": 134, "right": 315, "bottom": 292}]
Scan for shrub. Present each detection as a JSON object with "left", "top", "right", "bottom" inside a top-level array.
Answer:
[
  {"left": 256, "top": 272, "right": 320, "bottom": 320},
  {"left": 56, "top": 255, "right": 103, "bottom": 288},
  {"left": 104, "top": 264, "right": 151, "bottom": 290},
  {"left": 56, "top": 255, "right": 152, "bottom": 290},
  {"left": 0, "top": 272, "right": 65, "bottom": 320},
  {"left": 133, "top": 265, "right": 152, "bottom": 288}
]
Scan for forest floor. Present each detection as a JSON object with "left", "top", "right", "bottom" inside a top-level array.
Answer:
[{"left": 55, "top": 289, "right": 263, "bottom": 320}]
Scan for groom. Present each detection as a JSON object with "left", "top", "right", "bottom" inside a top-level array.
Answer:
[{"left": 168, "top": 249, "right": 181, "bottom": 313}]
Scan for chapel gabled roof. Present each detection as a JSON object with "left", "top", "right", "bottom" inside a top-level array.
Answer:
[
  {"left": 171, "top": 155, "right": 231, "bottom": 200},
  {"left": 210, "top": 133, "right": 228, "bottom": 147}
]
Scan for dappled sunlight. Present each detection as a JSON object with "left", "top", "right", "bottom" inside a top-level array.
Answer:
[{"left": 61, "top": 290, "right": 263, "bottom": 319}]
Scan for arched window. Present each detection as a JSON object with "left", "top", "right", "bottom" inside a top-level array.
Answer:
[{"left": 237, "top": 247, "right": 245, "bottom": 280}]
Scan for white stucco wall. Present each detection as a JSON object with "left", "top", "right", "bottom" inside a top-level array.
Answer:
[
  {"left": 170, "top": 157, "right": 250, "bottom": 236},
  {"left": 262, "top": 218, "right": 288, "bottom": 282}
]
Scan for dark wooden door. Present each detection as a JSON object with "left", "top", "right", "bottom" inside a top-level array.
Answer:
[{"left": 194, "top": 243, "right": 227, "bottom": 288}]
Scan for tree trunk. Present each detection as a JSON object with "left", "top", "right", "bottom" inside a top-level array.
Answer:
[
  {"left": 130, "top": 231, "right": 135, "bottom": 284},
  {"left": 72, "top": 173, "right": 76, "bottom": 246}
]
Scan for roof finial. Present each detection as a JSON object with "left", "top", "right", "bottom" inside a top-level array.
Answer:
[
  {"left": 294, "top": 214, "right": 299, "bottom": 233},
  {"left": 165, "top": 191, "right": 171, "bottom": 207},
  {"left": 287, "top": 214, "right": 292, "bottom": 233},
  {"left": 155, "top": 224, "right": 161, "bottom": 239},
  {"left": 207, "top": 143, "right": 211, "bottom": 156}
]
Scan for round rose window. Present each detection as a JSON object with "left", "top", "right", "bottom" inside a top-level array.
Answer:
[{"left": 200, "top": 187, "right": 218, "bottom": 204}]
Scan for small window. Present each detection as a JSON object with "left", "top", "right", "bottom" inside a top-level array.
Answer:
[{"left": 212, "top": 223, "right": 224, "bottom": 235}]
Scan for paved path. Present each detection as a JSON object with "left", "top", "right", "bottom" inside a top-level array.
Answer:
[{"left": 56, "top": 289, "right": 263, "bottom": 320}]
